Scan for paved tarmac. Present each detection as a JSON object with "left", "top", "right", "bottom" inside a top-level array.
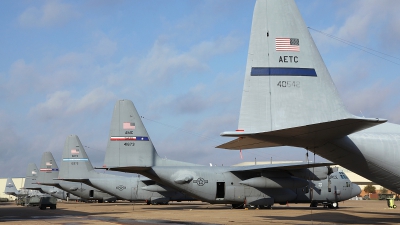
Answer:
[{"left": 0, "top": 200, "right": 399, "bottom": 224}]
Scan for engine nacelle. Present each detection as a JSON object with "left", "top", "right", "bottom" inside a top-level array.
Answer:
[
  {"left": 246, "top": 197, "right": 274, "bottom": 206},
  {"left": 104, "top": 196, "right": 117, "bottom": 202},
  {"left": 290, "top": 166, "right": 329, "bottom": 180},
  {"left": 150, "top": 197, "right": 170, "bottom": 204},
  {"left": 142, "top": 184, "right": 174, "bottom": 192},
  {"left": 240, "top": 177, "right": 308, "bottom": 189},
  {"left": 224, "top": 186, "right": 297, "bottom": 203},
  {"left": 174, "top": 175, "right": 193, "bottom": 184}
]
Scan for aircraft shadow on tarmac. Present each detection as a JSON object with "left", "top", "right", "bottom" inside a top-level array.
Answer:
[
  {"left": 258, "top": 211, "right": 400, "bottom": 224},
  {"left": 0, "top": 202, "right": 216, "bottom": 225},
  {"left": 349, "top": 209, "right": 400, "bottom": 218},
  {"left": 0, "top": 203, "right": 124, "bottom": 222},
  {"left": 142, "top": 206, "right": 215, "bottom": 211}
]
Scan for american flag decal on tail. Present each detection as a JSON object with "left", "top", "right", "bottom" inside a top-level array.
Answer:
[
  {"left": 123, "top": 122, "right": 135, "bottom": 130},
  {"left": 276, "top": 38, "right": 300, "bottom": 52},
  {"left": 71, "top": 149, "right": 79, "bottom": 154}
]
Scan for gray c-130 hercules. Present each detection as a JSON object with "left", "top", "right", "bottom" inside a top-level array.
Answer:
[
  {"left": 101, "top": 100, "right": 360, "bottom": 208},
  {"left": 23, "top": 163, "right": 81, "bottom": 201},
  {"left": 4, "top": 178, "right": 25, "bottom": 197},
  {"left": 217, "top": 0, "right": 400, "bottom": 193},
  {"left": 37, "top": 152, "right": 117, "bottom": 202},
  {"left": 57, "top": 134, "right": 195, "bottom": 204}
]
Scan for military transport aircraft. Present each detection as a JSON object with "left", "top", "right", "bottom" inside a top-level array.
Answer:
[
  {"left": 24, "top": 163, "right": 80, "bottom": 201},
  {"left": 100, "top": 100, "right": 359, "bottom": 208},
  {"left": 216, "top": 0, "right": 400, "bottom": 193},
  {"left": 4, "top": 178, "right": 26, "bottom": 197},
  {"left": 57, "top": 134, "right": 195, "bottom": 204},
  {"left": 37, "top": 152, "right": 117, "bottom": 203}
]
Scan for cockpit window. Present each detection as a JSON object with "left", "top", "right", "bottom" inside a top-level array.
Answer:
[
  {"left": 329, "top": 175, "right": 338, "bottom": 179},
  {"left": 339, "top": 172, "right": 349, "bottom": 179}
]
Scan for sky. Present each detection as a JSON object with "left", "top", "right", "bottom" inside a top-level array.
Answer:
[{"left": 1, "top": 0, "right": 400, "bottom": 178}]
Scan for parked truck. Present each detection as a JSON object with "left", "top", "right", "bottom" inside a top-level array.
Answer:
[{"left": 38, "top": 196, "right": 57, "bottom": 210}]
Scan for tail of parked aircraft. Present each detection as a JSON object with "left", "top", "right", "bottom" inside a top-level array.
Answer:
[
  {"left": 217, "top": 0, "right": 385, "bottom": 150},
  {"left": 4, "top": 178, "right": 18, "bottom": 195},
  {"left": 23, "top": 163, "right": 42, "bottom": 190},
  {"left": 103, "top": 100, "right": 198, "bottom": 172},
  {"left": 58, "top": 135, "right": 95, "bottom": 180},
  {"left": 37, "top": 152, "right": 60, "bottom": 185}
]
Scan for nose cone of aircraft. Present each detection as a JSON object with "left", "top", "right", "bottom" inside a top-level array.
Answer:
[{"left": 351, "top": 183, "right": 361, "bottom": 197}]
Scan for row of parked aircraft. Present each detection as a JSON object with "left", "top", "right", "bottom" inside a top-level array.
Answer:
[
  {"left": 4, "top": 0, "right": 399, "bottom": 210},
  {"left": 5, "top": 99, "right": 360, "bottom": 209}
]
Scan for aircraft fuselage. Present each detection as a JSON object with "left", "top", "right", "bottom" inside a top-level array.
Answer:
[
  {"left": 139, "top": 167, "right": 359, "bottom": 205},
  {"left": 317, "top": 122, "right": 400, "bottom": 193}
]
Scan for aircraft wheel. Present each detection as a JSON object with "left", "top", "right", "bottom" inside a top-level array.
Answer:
[
  {"left": 231, "top": 204, "right": 244, "bottom": 209},
  {"left": 98, "top": 200, "right": 104, "bottom": 203},
  {"left": 332, "top": 202, "right": 339, "bottom": 208},
  {"left": 393, "top": 205, "right": 397, "bottom": 209},
  {"left": 310, "top": 201, "right": 318, "bottom": 207},
  {"left": 146, "top": 201, "right": 151, "bottom": 205}
]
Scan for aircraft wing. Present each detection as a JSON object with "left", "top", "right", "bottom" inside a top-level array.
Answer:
[
  {"left": 54, "top": 178, "right": 89, "bottom": 182},
  {"left": 228, "top": 162, "right": 334, "bottom": 173},
  {"left": 217, "top": 117, "right": 386, "bottom": 150},
  {"left": 95, "top": 166, "right": 151, "bottom": 173}
]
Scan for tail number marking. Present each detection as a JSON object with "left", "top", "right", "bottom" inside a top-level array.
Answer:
[{"left": 277, "top": 81, "right": 300, "bottom": 88}]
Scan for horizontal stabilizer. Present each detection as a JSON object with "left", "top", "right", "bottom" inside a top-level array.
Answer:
[
  {"left": 98, "top": 166, "right": 151, "bottom": 173},
  {"left": 141, "top": 184, "right": 175, "bottom": 192},
  {"left": 54, "top": 178, "right": 89, "bottom": 182},
  {"left": 217, "top": 136, "right": 282, "bottom": 150},
  {"left": 37, "top": 182, "right": 62, "bottom": 189},
  {"left": 218, "top": 117, "right": 386, "bottom": 149}
]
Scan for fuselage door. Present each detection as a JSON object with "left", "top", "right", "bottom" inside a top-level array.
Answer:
[{"left": 216, "top": 182, "right": 225, "bottom": 200}]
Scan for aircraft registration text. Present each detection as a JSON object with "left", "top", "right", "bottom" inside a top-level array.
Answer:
[{"left": 277, "top": 81, "right": 300, "bottom": 88}]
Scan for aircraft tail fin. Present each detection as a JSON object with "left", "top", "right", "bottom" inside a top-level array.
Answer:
[
  {"left": 237, "top": 0, "right": 353, "bottom": 133},
  {"left": 103, "top": 100, "right": 198, "bottom": 172},
  {"left": 58, "top": 135, "right": 95, "bottom": 180},
  {"left": 103, "top": 99, "right": 160, "bottom": 170},
  {"left": 219, "top": 0, "right": 386, "bottom": 149},
  {"left": 23, "top": 163, "right": 41, "bottom": 190},
  {"left": 4, "top": 178, "right": 18, "bottom": 195},
  {"left": 37, "top": 152, "right": 60, "bottom": 185}
]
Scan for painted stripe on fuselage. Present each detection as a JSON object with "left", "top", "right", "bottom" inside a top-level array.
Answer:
[
  {"left": 251, "top": 67, "right": 317, "bottom": 77},
  {"left": 110, "top": 136, "right": 149, "bottom": 141},
  {"left": 39, "top": 168, "right": 59, "bottom": 171},
  {"left": 62, "top": 158, "right": 89, "bottom": 161}
]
